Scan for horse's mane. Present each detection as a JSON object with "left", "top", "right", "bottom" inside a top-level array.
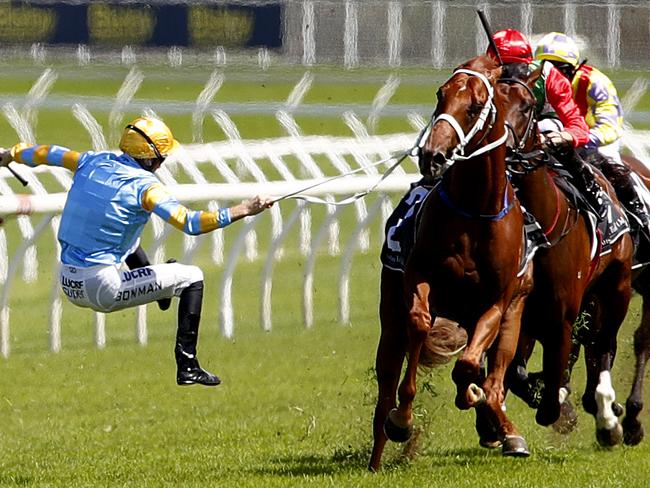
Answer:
[{"left": 457, "top": 54, "right": 501, "bottom": 76}]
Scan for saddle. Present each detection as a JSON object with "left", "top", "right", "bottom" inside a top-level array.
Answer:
[{"left": 548, "top": 163, "right": 629, "bottom": 259}]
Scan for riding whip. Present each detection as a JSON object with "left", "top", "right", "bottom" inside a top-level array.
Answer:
[
  {"left": 6, "top": 163, "right": 28, "bottom": 186},
  {"left": 477, "top": 10, "right": 503, "bottom": 66}
]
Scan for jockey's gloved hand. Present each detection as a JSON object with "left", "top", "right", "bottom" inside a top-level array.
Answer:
[
  {"left": 244, "top": 195, "right": 274, "bottom": 216},
  {"left": 0, "top": 147, "right": 12, "bottom": 167},
  {"left": 540, "top": 131, "right": 574, "bottom": 150}
]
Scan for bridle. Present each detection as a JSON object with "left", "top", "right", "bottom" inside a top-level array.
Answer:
[
  {"left": 421, "top": 67, "right": 516, "bottom": 221},
  {"left": 416, "top": 68, "right": 509, "bottom": 172},
  {"left": 497, "top": 78, "right": 580, "bottom": 244},
  {"left": 498, "top": 77, "right": 547, "bottom": 174}
]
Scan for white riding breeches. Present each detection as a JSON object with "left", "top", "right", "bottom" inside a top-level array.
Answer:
[
  {"left": 60, "top": 262, "right": 203, "bottom": 313},
  {"left": 596, "top": 140, "right": 622, "bottom": 165},
  {"left": 538, "top": 118, "right": 563, "bottom": 134}
]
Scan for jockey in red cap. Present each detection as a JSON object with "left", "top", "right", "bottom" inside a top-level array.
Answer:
[
  {"left": 488, "top": 29, "right": 589, "bottom": 149},
  {"left": 488, "top": 29, "right": 609, "bottom": 219}
]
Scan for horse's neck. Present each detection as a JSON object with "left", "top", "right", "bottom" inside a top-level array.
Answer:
[
  {"left": 516, "top": 167, "right": 563, "bottom": 228},
  {"left": 447, "top": 147, "right": 510, "bottom": 215}
]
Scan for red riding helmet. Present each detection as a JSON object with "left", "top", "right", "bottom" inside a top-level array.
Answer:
[{"left": 487, "top": 29, "right": 533, "bottom": 64}]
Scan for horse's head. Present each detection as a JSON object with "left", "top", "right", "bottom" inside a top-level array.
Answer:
[
  {"left": 498, "top": 67, "right": 540, "bottom": 153},
  {"left": 419, "top": 55, "right": 503, "bottom": 178}
]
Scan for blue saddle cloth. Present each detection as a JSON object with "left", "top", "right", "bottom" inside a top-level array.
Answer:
[{"left": 381, "top": 181, "right": 547, "bottom": 276}]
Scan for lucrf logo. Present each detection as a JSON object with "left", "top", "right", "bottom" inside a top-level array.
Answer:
[{"left": 121, "top": 268, "right": 153, "bottom": 283}]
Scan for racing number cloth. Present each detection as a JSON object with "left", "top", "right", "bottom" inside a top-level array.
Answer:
[{"left": 381, "top": 184, "right": 433, "bottom": 272}]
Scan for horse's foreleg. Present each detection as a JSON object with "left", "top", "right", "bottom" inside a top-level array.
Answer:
[
  {"left": 590, "top": 280, "right": 630, "bottom": 447},
  {"left": 623, "top": 295, "right": 650, "bottom": 446},
  {"left": 387, "top": 279, "right": 432, "bottom": 442},
  {"left": 506, "top": 331, "right": 539, "bottom": 407},
  {"left": 482, "top": 290, "right": 529, "bottom": 457},
  {"left": 453, "top": 305, "right": 502, "bottom": 410}
]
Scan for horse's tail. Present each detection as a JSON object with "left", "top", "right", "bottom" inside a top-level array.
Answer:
[{"left": 417, "top": 318, "right": 467, "bottom": 371}]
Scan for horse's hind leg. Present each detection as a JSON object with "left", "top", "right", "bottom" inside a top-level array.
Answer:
[
  {"left": 623, "top": 290, "right": 650, "bottom": 446},
  {"left": 385, "top": 272, "right": 432, "bottom": 448},
  {"left": 369, "top": 268, "right": 408, "bottom": 471},
  {"left": 584, "top": 279, "right": 630, "bottom": 447}
]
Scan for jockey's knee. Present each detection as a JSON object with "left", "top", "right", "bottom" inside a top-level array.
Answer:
[{"left": 185, "top": 265, "right": 203, "bottom": 284}]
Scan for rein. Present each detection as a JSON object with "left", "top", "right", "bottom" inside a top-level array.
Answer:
[{"left": 270, "top": 150, "right": 410, "bottom": 206}]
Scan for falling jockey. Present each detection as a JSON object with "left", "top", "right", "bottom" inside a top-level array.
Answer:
[{"left": 0, "top": 117, "right": 274, "bottom": 386}]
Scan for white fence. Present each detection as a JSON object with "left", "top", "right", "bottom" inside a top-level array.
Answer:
[
  {"left": 0, "top": 59, "right": 649, "bottom": 357},
  {"left": 284, "top": 1, "right": 650, "bottom": 69},
  {"left": 3, "top": 128, "right": 650, "bottom": 358}
]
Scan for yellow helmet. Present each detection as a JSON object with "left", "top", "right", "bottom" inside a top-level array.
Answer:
[
  {"left": 119, "top": 117, "right": 180, "bottom": 160},
  {"left": 534, "top": 32, "right": 580, "bottom": 67}
]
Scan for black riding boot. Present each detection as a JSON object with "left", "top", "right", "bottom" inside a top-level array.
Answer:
[
  {"left": 629, "top": 197, "right": 650, "bottom": 238},
  {"left": 563, "top": 150, "right": 608, "bottom": 219},
  {"left": 597, "top": 157, "right": 650, "bottom": 237},
  {"left": 175, "top": 281, "right": 221, "bottom": 386}
]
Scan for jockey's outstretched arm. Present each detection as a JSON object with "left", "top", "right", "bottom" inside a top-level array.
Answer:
[
  {"left": 141, "top": 183, "right": 273, "bottom": 236},
  {"left": 1, "top": 144, "right": 81, "bottom": 172}
]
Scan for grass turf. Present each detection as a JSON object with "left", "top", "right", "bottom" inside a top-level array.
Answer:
[{"left": 1, "top": 61, "right": 650, "bottom": 486}]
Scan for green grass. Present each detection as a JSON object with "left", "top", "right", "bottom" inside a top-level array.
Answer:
[
  {"left": 0, "top": 62, "right": 647, "bottom": 150},
  {"left": 1, "top": 251, "right": 650, "bottom": 486}
]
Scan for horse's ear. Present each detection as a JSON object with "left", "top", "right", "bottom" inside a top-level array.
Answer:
[
  {"left": 486, "top": 66, "right": 503, "bottom": 85},
  {"left": 524, "top": 66, "right": 542, "bottom": 90}
]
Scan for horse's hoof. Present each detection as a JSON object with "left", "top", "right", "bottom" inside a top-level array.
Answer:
[
  {"left": 479, "top": 438, "right": 502, "bottom": 449},
  {"left": 596, "top": 423, "right": 623, "bottom": 447},
  {"left": 622, "top": 417, "right": 644, "bottom": 446},
  {"left": 535, "top": 404, "right": 559, "bottom": 427},
  {"left": 467, "top": 383, "right": 486, "bottom": 406},
  {"left": 612, "top": 402, "right": 624, "bottom": 417},
  {"left": 502, "top": 435, "right": 530, "bottom": 457},
  {"left": 552, "top": 399, "right": 579, "bottom": 435},
  {"left": 384, "top": 410, "right": 413, "bottom": 443}
]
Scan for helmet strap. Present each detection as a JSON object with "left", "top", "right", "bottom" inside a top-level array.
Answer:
[{"left": 125, "top": 123, "right": 164, "bottom": 162}]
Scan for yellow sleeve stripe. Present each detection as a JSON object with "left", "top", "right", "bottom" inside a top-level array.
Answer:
[
  {"left": 61, "top": 151, "right": 81, "bottom": 171},
  {"left": 32, "top": 145, "right": 51, "bottom": 165},
  {"left": 199, "top": 212, "right": 220, "bottom": 233},
  {"left": 168, "top": 206, "right": 188, "bottom": 231},
  {"left": 141, "top": 183, "right": 172, "bottom": 212}
]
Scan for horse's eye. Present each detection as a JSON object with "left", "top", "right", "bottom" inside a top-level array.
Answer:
[{"left": 468, "top": 104, "right": 483, "bottom": 116}]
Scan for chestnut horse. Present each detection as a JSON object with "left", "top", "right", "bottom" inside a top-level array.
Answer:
[
  {"left": 369, "top": 55, "right": 533, "bottom": 471},
  {"left": 491, "top": 74, "right": 634, "bottom": 447}
]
